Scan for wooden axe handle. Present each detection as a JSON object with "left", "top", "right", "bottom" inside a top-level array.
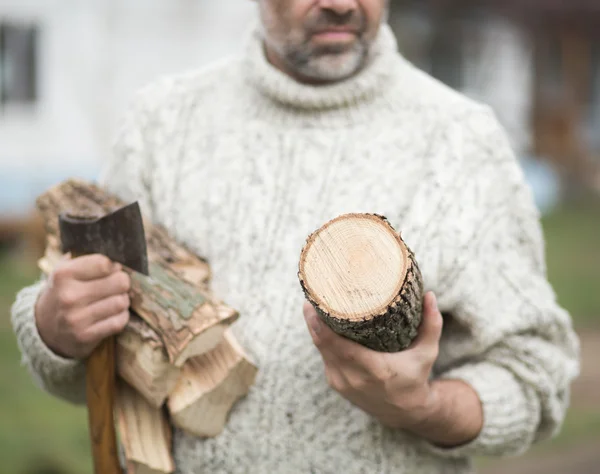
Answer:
[{"left": 86, "top": 335, "right": 121, "bottom": 473}]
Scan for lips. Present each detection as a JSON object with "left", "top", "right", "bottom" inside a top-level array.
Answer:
[{"left": 311, "top": 28, "right": 359, "bottom": 43}]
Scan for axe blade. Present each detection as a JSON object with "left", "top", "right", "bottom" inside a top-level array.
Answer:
[{"left": 58, "top": 201, "right": 149, "bottom": 275}]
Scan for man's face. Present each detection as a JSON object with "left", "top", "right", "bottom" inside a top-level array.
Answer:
[{"left": 258, "top": 0, "right": 388, "bottom": 83}]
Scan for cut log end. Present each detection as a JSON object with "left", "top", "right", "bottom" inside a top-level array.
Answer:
[{"left": 299, "top": 214, "right": 424, "bottom": 352}]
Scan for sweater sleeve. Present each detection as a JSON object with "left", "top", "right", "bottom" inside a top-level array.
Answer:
[
  {"left": 11, "top": 279, "right": 86, "bottom": 404},
  {"left": 422, "top": 107, "right": 580, "bottom": 458},
  {"left": 9, "top": 86, "right": 159, "bottom": 404}
]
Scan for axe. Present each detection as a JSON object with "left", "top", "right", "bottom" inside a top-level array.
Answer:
[{"left": 59, "top": 202, "right": 149, "bottom": 474}]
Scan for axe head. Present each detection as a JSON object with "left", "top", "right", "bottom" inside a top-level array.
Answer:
[{"left": 59, "top": 201, "right": 149, "bottom": 275}]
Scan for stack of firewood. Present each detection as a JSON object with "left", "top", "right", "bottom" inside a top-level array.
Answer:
[{"left": 36, "top": 180, "right": 258, "bottom": 474}]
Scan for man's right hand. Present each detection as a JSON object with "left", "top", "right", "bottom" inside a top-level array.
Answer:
[{"left": 35, "top": 254, "right": 132, "bottom": 359}]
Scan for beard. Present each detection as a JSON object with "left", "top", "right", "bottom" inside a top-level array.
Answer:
[
  {"left": 280, "top": 38, "right": 369, "bottom": 82},
  {"left": 261, "top": 7, "right": 374, "bottom": 83}
]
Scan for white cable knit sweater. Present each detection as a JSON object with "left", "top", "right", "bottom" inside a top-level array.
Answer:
[{"left": 12, "top": 25, "right": 580, "bottom": 474}]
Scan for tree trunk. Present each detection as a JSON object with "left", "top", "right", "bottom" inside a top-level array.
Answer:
[
  {"left": 116, "top": 380, "right": 175, "bottom": 474},
  {"left": 168, "top": 332, "right": 258, "bottom": 438},
  {"left": 298, "top": 213, "right": 423, "bottom": 352}
]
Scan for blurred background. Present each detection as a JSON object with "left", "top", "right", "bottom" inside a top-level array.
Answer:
[{"left": 0, "top": 1, "right": 598, "bottom": 473}]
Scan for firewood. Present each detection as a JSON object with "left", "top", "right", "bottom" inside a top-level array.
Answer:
[
  {"left": 35, "top": 180, "right": 239, "bottom": 366},
  {"left": 168, "top": 332, "right": 258, "bottom": 438},
  {"left": 298, "top": 213, "right": 423, "bottom": 352},
  {"left": 116, "top": 316, "right": 181, "bottom": 408},
  {"left": 39, "top": 245, "right": 233, "bottom": 402},
  {"left": 116, "top": 380, "right": 175, "bottom": 474}
]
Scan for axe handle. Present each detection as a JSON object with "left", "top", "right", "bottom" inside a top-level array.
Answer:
[{"left": 86, "top": 335, "right": 121, "bottom": 473}]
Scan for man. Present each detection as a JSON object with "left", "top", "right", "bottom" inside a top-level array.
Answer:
[{"left": 12, "top": 1, "right": 580, "bottom": 473}]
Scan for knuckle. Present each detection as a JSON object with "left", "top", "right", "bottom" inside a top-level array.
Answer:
[
  {"left": 76, "top": 330, "right": 94, "bottom": 347},
  {"left": 52, "top": 265, "right": 71, "bottom": 283},
  {"left": 59, "top": 288, "right": 79, "bottom": 307},
  {"left": 338, "top": 348, "right": 355, "bottom": 362},
  {"left": 113, "top": 294, "right": 130, "bottom": 313},
  {"left": 115, "top": 272, "right": 131, "bottom": 292},
  {"left": 95, "top": 255, "right": 114, "bottom": 275},
  {"left": 120, "top": 294, "right": 131, "bottom": 310},
  {"left": 347, "top": 374, "right": 367, "bottom": 391},
  {"left": 113, "top": 311, "right": 130, "bottom": 332},
  {"left": 371, "top": 366, "right": 392, "bottom": 384},
  {"left": 62, "top": 313, "right": 79, "bottom": 333}
]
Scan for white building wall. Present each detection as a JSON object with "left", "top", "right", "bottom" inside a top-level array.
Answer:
[
  {"left": 0, "top": 0, "right": 256, "bottom": 216},
  {"left": 460, "top": 15, "right": 534, "bottom": 156}
]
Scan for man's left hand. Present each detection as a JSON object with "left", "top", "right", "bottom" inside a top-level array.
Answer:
[{"left": 303, "top": 292, "right": 444, "bottom": 431}]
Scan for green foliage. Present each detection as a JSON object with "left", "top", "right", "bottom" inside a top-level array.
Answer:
[{"left": 542, "top": 198, "right": 600, "bottom": 328}]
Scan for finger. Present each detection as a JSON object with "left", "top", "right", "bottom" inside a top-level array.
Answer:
[
  {"left": 83, "top": 310, "right": 130, "bottom": 346},
  {"left": 304, "top": 302, "right": 342, "bottom": 362},
  {"left": 410, "top": 292, "right": 443, "bottom": 351},
  {"left": 60, "top": 254, "right": 121, "bottom": 282},
  {"left": 303, "top": 302, "right": 381, "bottom": 372},
  {"left": 77, "top": 270, "right": 131, "bottom": 306},
  {"left": 79, "top": 293, "right": 131, "bottom": 326}
]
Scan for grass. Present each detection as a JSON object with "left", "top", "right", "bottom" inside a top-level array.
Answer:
[
  {"left": 0, "top": 253, "right": 92, "bottom": 474},
  {"left": 0, "top": 198, "right": 598, "bottom": 473},
  {"left": 542, "top": 198, "right": 600, "bottom": 328}
]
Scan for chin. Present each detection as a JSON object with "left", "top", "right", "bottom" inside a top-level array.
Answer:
[
  {"left": 305, "top": 52, "right": 365, "bottom": 82},
  {"left": 291, "top": 43, "right": 366, "bottom": 82}
]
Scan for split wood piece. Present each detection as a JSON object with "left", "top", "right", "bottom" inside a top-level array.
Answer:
[
  {"left": 37, "top": 229, "right": 238, "bottom": 367},
  {"left": 116, "top": 316, "right": 181, "bottom": 408},
  {"left": 35, "top": 178, "right": 211, "bottom": 286},
  {"left": 168, "top": 332, "right": 258, "bottom": 438},
  {"left": 298, "top": 213, "right": 424, "bottom": 352},
  {"left": 128, "top": 262, "right": 235, "bottom": 366},
  {"left": 116, "top": 380, "right": 175, "bottom": 474}
]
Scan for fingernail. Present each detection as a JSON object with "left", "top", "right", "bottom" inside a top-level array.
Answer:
[
  {"left": 309, "top": 313, "right": 322, "bottom": 335},
  {"left": 113, "top": 262, "right": 122, "bottom": 271},
  {"left": 430, "top": 292, "right": 438, "bottom": 312}
]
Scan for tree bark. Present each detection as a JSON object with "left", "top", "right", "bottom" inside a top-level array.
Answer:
[{"left": 299, "top": 213, "right": 423, "bottom": 352}]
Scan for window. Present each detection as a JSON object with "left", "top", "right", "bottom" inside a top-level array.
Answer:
[{"left": 0, "top": 22, "right": 38, "bottom": 106}]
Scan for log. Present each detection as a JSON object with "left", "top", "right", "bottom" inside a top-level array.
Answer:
[
  {"left": 128, "top": 262, "right": 233, "bottom": 367},
  {"left": 116, "top": 380, "right": 175, "bottom": 474},
  {"left": 168, "top": 332, "right": 258, "bottom": 438},
  {"left": 35, "top": 180, "right": 239, "bottom": 366},
  {"left": 116, "top": 316, "right": 181, "bottom": 408},
  {"left": 298, "top": 213, "right": 423, "bottom": 352}
]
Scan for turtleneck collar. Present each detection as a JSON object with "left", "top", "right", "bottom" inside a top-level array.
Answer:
[{"left": 243, "top": 23, "right": 403, "bottom": 114}]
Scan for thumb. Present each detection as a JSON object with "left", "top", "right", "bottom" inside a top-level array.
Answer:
[{"left": 411, "top": 292, "right": 443, "bottom": 350}]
